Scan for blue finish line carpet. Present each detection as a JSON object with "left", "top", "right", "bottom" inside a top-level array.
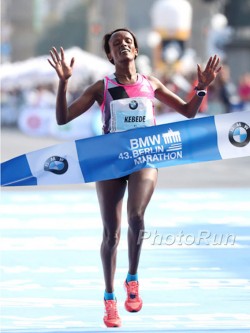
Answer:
[
  {"left": 1, "top": 188, "right": 250, "bottom": 332},
  {"left": 1, "top": 111, "right": 250, "bottom": 186}
]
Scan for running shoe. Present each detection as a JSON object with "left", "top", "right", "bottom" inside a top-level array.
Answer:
[
  {"left": 124, "top": 280, "right": 143, "bottom": 312},
  {"left": 103, "top": 299, "right": 121, "bottom": 327}
]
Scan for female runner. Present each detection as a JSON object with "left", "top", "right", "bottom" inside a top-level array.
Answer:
[{"left": 48, "top": 28, "right": 221, "bottom": 327}]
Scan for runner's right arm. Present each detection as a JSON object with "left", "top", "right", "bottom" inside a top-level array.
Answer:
[{"left": 48, "top": 46, "right": 103, "bottom": 125}]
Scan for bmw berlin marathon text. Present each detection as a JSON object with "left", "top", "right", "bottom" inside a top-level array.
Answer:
[{"left": 118, "top": 129, "right": 182, "bottom": 165}]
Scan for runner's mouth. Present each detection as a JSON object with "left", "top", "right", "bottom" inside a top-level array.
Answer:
[{"left": 121, "top": 49, "right": 130, "bottom": 54}]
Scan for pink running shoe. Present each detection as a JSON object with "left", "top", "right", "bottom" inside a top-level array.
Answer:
[
  {"left": 124, "top": 280, "right": 143, "bottom": 312},
  {"left": 103, "top": 299, "right": 121, "bottom": 327}
]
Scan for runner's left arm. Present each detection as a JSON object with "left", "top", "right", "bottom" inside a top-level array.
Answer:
[{"left": 149, "top": 55, "right": 221, "bottom": 119}]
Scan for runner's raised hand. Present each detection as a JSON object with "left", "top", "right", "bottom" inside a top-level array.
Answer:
[
  {"left": 48, "top": 46, "right": 75, "bottom": 82},
  {"left": 197, "top": 54, "right": 222, "bottom": 89}
]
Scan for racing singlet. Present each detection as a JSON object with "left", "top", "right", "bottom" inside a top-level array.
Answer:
[{"left": 101, "top": 73, "right": 156, "bottom": 134}]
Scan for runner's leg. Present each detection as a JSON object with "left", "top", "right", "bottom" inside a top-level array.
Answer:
[
  {"left": 127, "top": 168, "right": 158, "bottom": 274},
  {"left": 96, "top": 177, "right": 127, "bottom": 292}
]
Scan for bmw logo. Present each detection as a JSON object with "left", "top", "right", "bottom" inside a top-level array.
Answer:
[
  {"left": 44, "top": 156, "right": 68, "bottom": 175},
  {"left": 129, "top": 100, "right": 138, "bottom": 110},
  {"left": 228, "top": 122, "right": 250, "bottom": 147}
]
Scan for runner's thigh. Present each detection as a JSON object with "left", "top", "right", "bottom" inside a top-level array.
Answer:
[{"left": 127, "top": 168, "right": 158, "bottom": 215}]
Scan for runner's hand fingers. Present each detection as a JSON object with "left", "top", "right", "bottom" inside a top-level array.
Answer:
[
  {"left": 52, "top": 46, "right": 61, "bottom": 62},
  {"left": 70, "top": 57, "right": 75, "bottom": 68},
  {"left": 49, "top": 49, "right": 59, "bottom": 65},
  {"left": 213, "top": 57, "right": 220, "bottom": 71},
  {"left": 60, "top": 47, "right": 65, "bottom": 61},
  {"left": 47, "top": 58, "right": 56, "bottom": 68}
]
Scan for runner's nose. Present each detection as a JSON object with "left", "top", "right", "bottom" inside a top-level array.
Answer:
[{"left": 121, "top": 39, "right": 127, "bottom": 46}]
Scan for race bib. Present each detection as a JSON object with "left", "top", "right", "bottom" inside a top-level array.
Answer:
[{"left": 110, "top": 97, "right": 155, "bottom": 133}]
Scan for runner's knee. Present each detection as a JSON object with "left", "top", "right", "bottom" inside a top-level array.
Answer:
[
  {"left": 102, "top": 228, "right": 121, "bottom": 248},
  {"left": 128, "top": 212, "right": 145, "bottom": 232}
]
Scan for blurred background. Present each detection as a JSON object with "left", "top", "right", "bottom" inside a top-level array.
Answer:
[{"left": 1, "top": 0, "right": 250, "bottom": 142}]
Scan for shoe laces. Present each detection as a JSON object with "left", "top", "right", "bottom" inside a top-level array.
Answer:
[
  {"left": 127, "top": 281, "right": 139, "bottom": 299},
  {"left": 105, "top": 300, "right": 119, "bottom": 319}
]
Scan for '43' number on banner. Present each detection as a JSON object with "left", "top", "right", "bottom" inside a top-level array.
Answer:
[{"left": 118, "top": 152, "right": 132, "bottom": 159}]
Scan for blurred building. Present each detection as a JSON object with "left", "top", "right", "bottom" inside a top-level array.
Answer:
[
  {"left": 1, "top": 0, "right": 84, "bottom": 62},
  {"left": 1, "top": 0, "right": 35, "bottom": 62},
  {"left": 0, "top": 0, "right": 220, "bottom": 62},
  {"left": 86, "top": 0, "right": 126, "bottom": 56},
  {"left": 224, "top": 0, "right": 250, "bottom": 85},
  {"left": 1, "top": 0, "right": 250, "bottom": 84}
]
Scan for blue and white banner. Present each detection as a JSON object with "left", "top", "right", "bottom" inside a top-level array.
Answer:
[{"left": 1, "top": 111, "right": 250, "bottom": 187}]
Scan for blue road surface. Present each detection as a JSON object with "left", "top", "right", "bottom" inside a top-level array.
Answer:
[{"left": 0, "top": 188, "right": 250, "bottom": 333}]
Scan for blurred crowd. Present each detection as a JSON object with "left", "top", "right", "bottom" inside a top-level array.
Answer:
[
  {"left": 0, "top": 77, "right": 102, "bottom": 139},
  {"left": 1, "top": 64, "right": 250, "bottom": 138},
  {"left": 156, "top": 65, "right": 250, "bottom": 116}
]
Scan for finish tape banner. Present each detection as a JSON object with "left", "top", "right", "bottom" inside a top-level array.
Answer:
[{"left": 1, "top": 111, "right": 250, "bottom": 187}]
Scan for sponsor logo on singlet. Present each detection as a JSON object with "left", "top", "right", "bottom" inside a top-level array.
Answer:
[{"left": 129, "top": 100, "right": 138, "bottom": 110}]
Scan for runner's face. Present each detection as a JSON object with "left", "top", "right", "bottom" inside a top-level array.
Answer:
[{"left": 108, "top": 31, "right": 138, "bottom": 64}]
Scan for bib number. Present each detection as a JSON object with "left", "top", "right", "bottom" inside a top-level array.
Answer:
[{"left": 110, "top": 97, "right": 155, "bottom": 133}]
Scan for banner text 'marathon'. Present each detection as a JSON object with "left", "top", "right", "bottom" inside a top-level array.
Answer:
[{"left": 134, "top": 151, "right": 182, "bottom": 165}]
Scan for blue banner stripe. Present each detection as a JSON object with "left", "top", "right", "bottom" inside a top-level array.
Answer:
[
  {"left": 1, "top": 154, "right": 37, "bottom": 186},
  {"left": 5, "top": 176, "right": 38, "bottom": 187},
  {"left": 1, "top": 112, "right": 250, "bottom": 187},
  {"left": 76, "top": 115, "right": 221, "bottom": 182}
]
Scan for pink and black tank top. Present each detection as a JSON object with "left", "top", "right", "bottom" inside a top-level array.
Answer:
[{"left": 101, "top": 73, "right": 156, "bottom": 134}]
